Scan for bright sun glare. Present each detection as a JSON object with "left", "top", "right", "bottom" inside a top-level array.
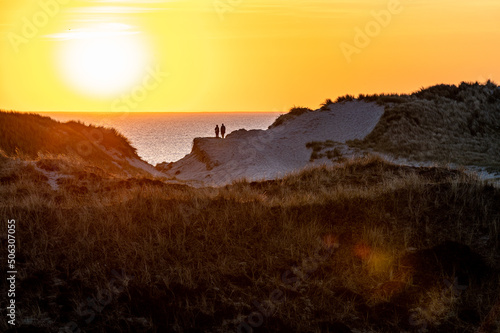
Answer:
[{"left": 57, "top": 25, "right": 149, "bottom": 98}]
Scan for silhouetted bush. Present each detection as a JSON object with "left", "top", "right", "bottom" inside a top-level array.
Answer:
[
  {"left": 376, "top": 95, "right": 406, "bottom": 105},
  {"left": 334, "top": 95, "right": 355, "bottom": 104},
  {"left": 320, "top": 98, "right": 335, "bottom": 110},
  {"left": 269, "top": 106, "right": 313, "bottom": 128}
]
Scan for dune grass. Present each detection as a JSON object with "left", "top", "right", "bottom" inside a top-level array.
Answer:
[
  {"left": 268, "top": 106, "right": 313, "bottom": 129},
  {"left": 306, "top": 141, "right": 345, "bottom": 162},
  {"left": 269, "top": 82, "right": 500, "bottom": 172},
  {"left": 1, "top": 154, "right": 499, "bottom": 332},
  {"left": 0, "top": 110, "right": 144, "bottom": 176},
  {"left": 349, "top": 81, "right": 500, "bottom": 170}
]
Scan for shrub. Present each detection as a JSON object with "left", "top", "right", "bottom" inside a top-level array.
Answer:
[
  {"left": 334, "top": 95, "right": 355, "bottom": 104},
  {"left": 307, "top": 140, "right": 340, "bottom": 161},
  {"left": 269, "top": 106, "right": 313, "bottom": 128},
  {"left": 376, "top": 94, "right": 406, "bottom": 105},
  {"left": 320, "top": 98, "right": 335, "bottom": 110}
]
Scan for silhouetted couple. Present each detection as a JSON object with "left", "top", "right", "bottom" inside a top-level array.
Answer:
[{"left": 215, "top": 124, "right": 226, "bottom": 138}]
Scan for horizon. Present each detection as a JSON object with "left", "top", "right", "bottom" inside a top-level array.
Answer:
[
  {"left": 1, "top": 1, "right": 499, "bottom": 112},
  {"left": 5, "top": 79, "right": 498, "bottom": 114},
  {"left": 16, "top": 110, "right": 282, "bottom": 113}
]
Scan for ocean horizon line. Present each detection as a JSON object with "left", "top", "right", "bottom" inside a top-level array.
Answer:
[{"left": 29, "top": 110, "right": 285, "bottom": 114}]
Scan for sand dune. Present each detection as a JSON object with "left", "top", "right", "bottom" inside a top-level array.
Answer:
[{"left": 157, "top": 101, "right": 384, "bottom": 185}]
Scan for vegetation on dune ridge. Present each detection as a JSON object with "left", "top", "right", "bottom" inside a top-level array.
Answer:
[
  {"left": 268, "top": 106, "right": 313, "bottom": 129},
  {"left": 1, "top": 154, "right": 499, "bottom": 332},
  {"left": 0, "top": 110, "right": 147, "bottom": 175},
  {"left": 269, "top": 81, "right": 500, "bottom": 170},
  {"left": 350, "top": 81, "right": 500, "bottom": 169}
]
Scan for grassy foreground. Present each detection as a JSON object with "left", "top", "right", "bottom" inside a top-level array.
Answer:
[{"left": 1, "top": 154, "right": 499, "bottom": 332}]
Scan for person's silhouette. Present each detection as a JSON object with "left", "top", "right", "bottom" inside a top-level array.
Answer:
[
  {"left": 221, "top": 123, "right": 226, "bottom": 138},
  {"left": 215, "top": 125, "right": 219, "bottom": 138}
]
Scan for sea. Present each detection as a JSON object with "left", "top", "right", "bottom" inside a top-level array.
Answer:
[{"left": 40, "top": 112, "right": 281, "bottom": 165}]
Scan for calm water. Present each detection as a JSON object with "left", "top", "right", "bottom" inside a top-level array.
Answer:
[{"left": 40, "top": 112, "right": 281, "bottom": 165}]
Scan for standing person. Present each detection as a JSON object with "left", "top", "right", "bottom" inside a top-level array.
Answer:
[
  {"left": 221, "top": 123, "right": 226, "bottom": 139},
  {"left": 215, "top": 125, "right": 219, "bottom": 138}
]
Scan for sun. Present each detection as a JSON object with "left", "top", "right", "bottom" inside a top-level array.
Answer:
[{"left": 57, "top": 26, "right": 150, "bottom": 98}]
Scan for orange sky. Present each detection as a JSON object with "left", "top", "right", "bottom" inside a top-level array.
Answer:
[{"left": 0, "top": 0, "right": 499, "bottom": 112}]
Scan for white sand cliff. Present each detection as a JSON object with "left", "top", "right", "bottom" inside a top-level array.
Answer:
[{"left": 156, "top": 101, "right": 385, "bottom": 186}]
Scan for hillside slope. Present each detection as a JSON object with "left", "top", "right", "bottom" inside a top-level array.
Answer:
[
  {"left": 349, "top": 81, "right": 500, "bottom": 169},
  {"left": 157, "top": 101, "right": 384, "bottom": 185},
  {"left": 156, "top": 81, "right": 500, "bottom": 186},
  {"left": 0, "top": 111, "right": 160, "bottom": 177}
]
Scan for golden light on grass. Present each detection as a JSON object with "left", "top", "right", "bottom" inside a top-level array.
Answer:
[
  {"left": 353, "top": 241, "right": 394, "bottom": 276},
  {"left": 366, "top": 250, "right": 393, "bottom": 276}
]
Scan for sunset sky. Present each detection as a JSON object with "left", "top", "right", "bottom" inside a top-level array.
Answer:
[{"left": 0, "top": 0, "right": 499, "bottom": 112}]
